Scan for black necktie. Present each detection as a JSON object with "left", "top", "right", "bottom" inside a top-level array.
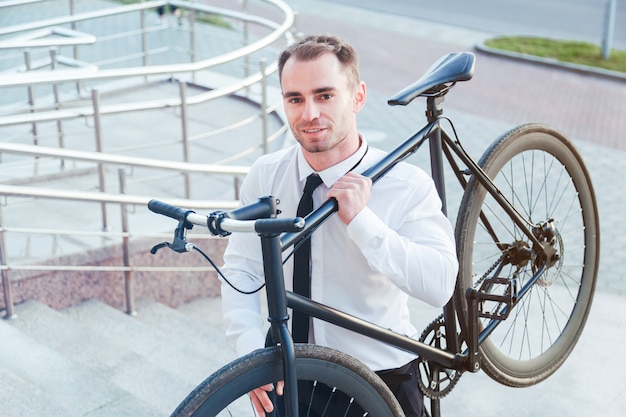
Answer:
[{"left": 292, "top": 173, "right": 323, "bottom": 343}]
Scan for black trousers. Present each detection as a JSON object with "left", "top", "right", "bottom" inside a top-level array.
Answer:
[
  {"left": 274, "top": 360, "right": 425, "bottom": 417},
  {"left": 376, "top": 360, "right": 425, "bottom": 417}
]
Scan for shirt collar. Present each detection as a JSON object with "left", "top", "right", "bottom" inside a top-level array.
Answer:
[{"left": 297, "top": 136, "right": 369, "bottom": 187}]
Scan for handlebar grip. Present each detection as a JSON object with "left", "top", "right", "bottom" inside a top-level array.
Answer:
[
  {"left": 255, "top": 217, "right": 305, "bottom": 234},
  {"left": 148, "top": 199, "right": 194, "bottom": 221},
  {"left": 227, "top": 195, "right": 277, "bottom": 220}
]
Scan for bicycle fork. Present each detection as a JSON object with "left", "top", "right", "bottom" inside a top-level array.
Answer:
[{"left": 260, "top": 232, "right": 300, "bottom": 417}]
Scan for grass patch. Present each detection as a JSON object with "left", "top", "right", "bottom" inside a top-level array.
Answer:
[
  {"left": 197, "top": 13, "right": 232, "bottom": 29},
  {"left": 113, "top": 1, "right": 232, "bottom": 29},
  {"left": 484, "top": 36, "right": 626, "bottom": 74}
]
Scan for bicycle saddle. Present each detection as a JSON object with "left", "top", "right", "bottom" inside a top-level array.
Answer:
[{"left": 388, "top": 51, "right": 475, "bottom": 106}]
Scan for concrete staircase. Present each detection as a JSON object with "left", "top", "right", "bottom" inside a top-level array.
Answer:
[
  {"left": 0, "top": 297, "right": 237, "bottom": 417},
  {"left": 0, "top": 291, "right": 444, "bottom": 417},
  {"left": 1, "top": 282, "right": 617, "bottom": 417}
]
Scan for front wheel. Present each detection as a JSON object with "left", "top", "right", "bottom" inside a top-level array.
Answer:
[
  {"left": 455, "top": 123, "right": 599, "bottom": 387},
  {"left": 171, "top": 344, "right": 404, "bottom": 417}
]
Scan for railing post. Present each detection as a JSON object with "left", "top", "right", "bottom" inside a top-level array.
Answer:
[
  {"left": 68, "top": 0, "right": 83, "bottom": 95},
  {"left": 188, "top": 9, "right": 196, "bottom": 78},
  {"left": 243, "top": 0, "right": 250, "bottom": 96},
  {"left": 23, "top": 50, "right": 39, "bottom": 145},
  {"left": 140, "top": 5, "right": 148, "bottom": 71},
  {"left": 50, "top": 49, "right": 66, "bottom": 168},
  {"left": 178, "top": 81, "right": 192, "bottom": 199},
  {"left": 602, "top": 0, "right": 617, "bottom": 59},
  {"left": 0, "top": 206, "right": 16, "bottom": 319},
  {"left": 234, "top": 176, "right": 241, "bottom": 201},
  {"left": 118, "top": 169, "right": 136, "bottom": 316},
  {"left": 260, "top": 59, "right": 269, "bottom": 154},
  {"left": 23, "top": 50, "right": 40, "bottom": 176},
  {"left": 91, "top": 89, "right": 109, "bottom": 231}
]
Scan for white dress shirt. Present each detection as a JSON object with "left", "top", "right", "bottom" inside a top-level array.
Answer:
[{"left": 220, "top": 139, "right": 458, "bottom": 371}]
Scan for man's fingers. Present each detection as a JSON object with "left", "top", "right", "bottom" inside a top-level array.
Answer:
[
  {"left": 332, "top": 172, "right": 370, "bottom": 189},
  {"left": 250, "top": 391, "right": 267, "bottom": 417},
  {"left": 250, "top": 382, "right": 283, "bottom": 417},
  {"left": 327, "top": 172, "right": 372, "bottom": 224}
]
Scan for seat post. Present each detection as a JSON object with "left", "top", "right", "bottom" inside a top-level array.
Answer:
[
  {"left": 425, "top": 96, "right": 444, "bottom": 123},
  {"left": 426, "top": 96, "right": 447, "bottom": 216}
]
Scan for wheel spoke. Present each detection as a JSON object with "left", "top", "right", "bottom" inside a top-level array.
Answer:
[{"left": 455, "top": 124, "right": 598, "bottom": 386}]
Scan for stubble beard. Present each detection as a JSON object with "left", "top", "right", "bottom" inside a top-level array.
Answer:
[{"left": 294, "top": 124, "right": 350, "bottom": 155}]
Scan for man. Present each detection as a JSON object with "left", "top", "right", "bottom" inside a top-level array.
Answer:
[{"left": 220, "top": 34, "right": 458, "bottom": 416}]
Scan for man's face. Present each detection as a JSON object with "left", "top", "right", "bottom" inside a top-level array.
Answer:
[{"left": 281, "top": 53, "right": 365, "bottom": 165}]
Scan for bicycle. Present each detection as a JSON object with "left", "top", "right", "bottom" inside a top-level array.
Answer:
[{"left": 148, "top": 51, "right": 600, "bottom": 417}]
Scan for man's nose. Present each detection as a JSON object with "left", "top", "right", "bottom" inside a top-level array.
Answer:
[{"left": 302, "top": 100, "right": 320, "bottom": 121}]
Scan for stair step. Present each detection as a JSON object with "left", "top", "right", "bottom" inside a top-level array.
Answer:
[
  {"left": 61, "top": 299, "right": 223, "bottom": 384},
  {"left": 134, "top": 298, "right": 236, "bottom": 370},
  {"left": 0, "top": 367, "right": 76, "bottom": 417},
  {"left": 1, "top": 291, "right": 291, "bottom": 415},
  {"left": 175, "top": 295, "right": 224, "bottom": 327},
  {"left": 79, "top": 395, "right": 162, "bottom": 417},
  {"left": 0, "top": 315, "right": 127, "bottom": 416},
  {"left": 8, "top": 300, "right": 184, "bottom": 415}
]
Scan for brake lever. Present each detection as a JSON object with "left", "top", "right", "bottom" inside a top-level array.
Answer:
[
  {"left": 150, "top": 241, "right": 169, "bottom": 254},
  {"left": 151, "top": 218, "right": 195, "bottom": 254},
  {"left": 150, "top": 238, "right": 194, "bottom": 254}
]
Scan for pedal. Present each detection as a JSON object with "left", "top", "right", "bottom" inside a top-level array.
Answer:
[{"left": 472, "top": 277, "right": 517, "bottom": 320}]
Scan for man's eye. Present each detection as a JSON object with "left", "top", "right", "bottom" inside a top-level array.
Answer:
[
  {"left": 320, "top": 94, "right": 333, "bottom": 100},
  {"left": 288, "top": 98, "right": 302, "bottom": 104}
]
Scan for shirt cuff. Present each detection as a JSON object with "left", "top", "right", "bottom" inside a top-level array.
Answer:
[
  {"left": 235, "top": 328, "right": 266, "bottom": 357},
  {"left": 346, "top": 207, "right": 387, "bottom": 246}
]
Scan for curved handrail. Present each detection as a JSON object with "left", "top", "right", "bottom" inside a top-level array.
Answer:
[
  {"left": 0, "top": 183, "right": 239, "bottom": 210},
  {"left": 0, "top": 63, "right": 281, "bottom": 126},
  {"left": 0, "top": 141, "right": 250, "bottom": 175},
  {"left": 0, "top": 0, "right": 297, "bottom": 318},
  {"left": 0, "top": 0, "right": 295, "bottom": 87}
]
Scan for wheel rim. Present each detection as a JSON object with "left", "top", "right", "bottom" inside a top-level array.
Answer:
[{"left": 458, "top": 128, "right": 598, "bottom": 383}]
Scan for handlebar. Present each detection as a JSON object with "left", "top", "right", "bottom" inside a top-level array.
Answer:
[
  {"left": 148, "top": 199, "right": 196, "bottom": 222},
  {"left": 148, "top": 198, "right": 305, "bottom": 235}
]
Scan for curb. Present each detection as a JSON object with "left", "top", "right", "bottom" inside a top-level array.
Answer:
[{"left": 475, "top": 42, "right": 626, "bottom": 82}]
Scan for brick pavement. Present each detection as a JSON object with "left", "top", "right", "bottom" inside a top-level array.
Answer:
[
  {"left": 284, "top": 2, "right": 626, "bottom": 415},
  {"left": 288, "top": 0, "right": 626, "bottom": 150},
  {"left": 284, "top": 0, "right": 626, "bottom": 297}
]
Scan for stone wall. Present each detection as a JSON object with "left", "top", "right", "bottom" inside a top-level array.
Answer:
[{"left": 1, "top": 237, "right": 229, "bottom": 312}]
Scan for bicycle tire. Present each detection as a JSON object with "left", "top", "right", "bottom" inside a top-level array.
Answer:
[
  {"left": 454, "top": 123, "right": 599, "bottom": 387},
  {"left": 171, "top": 344, "right": 404, "bottom": 417}
]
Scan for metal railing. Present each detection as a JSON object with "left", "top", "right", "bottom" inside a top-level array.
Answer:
[{"left": 0, "top": 0, "right": 297, "bottom": 318}]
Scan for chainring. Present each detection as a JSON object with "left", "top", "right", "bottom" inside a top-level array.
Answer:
[{"left": 416, "top": 315, "right": 463, "bottom": 399}]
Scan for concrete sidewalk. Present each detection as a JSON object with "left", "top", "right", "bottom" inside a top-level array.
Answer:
[{"left": 285, "top": 0, "right": 626, "bottom": 293}]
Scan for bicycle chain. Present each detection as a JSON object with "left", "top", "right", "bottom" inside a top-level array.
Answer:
[
  {"left": 416, "top": 249, "right": 522, "bottom": 399},
  {"left": 416, "top": 315, "right": 462, "bottom": 399},
  {"left": 473, "top": 252, "right": 506, "bottom": 289}
]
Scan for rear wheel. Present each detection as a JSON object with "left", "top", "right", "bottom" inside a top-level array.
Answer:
[{"left": 455, "top": 123, "right": 599, "bottom": 386}]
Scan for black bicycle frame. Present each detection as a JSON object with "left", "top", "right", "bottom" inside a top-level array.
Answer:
[{"left": 271, "top": 95, "right": 552, "bottom": 416}]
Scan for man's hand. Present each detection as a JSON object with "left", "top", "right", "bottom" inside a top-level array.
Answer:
[
  {"left": 327, "top": 172, "right": 372, "bottom": 224},
  {"left": 250, "top": 381, "right": 284, "bottom": 416}
]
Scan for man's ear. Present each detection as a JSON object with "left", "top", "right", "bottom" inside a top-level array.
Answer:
[{"left": 353, "top": 81, "right": 367, "bottom": 113}]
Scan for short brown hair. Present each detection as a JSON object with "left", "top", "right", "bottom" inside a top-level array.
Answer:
[{"left": 278, "top": 34, "right": 360, "bottom": 87}]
